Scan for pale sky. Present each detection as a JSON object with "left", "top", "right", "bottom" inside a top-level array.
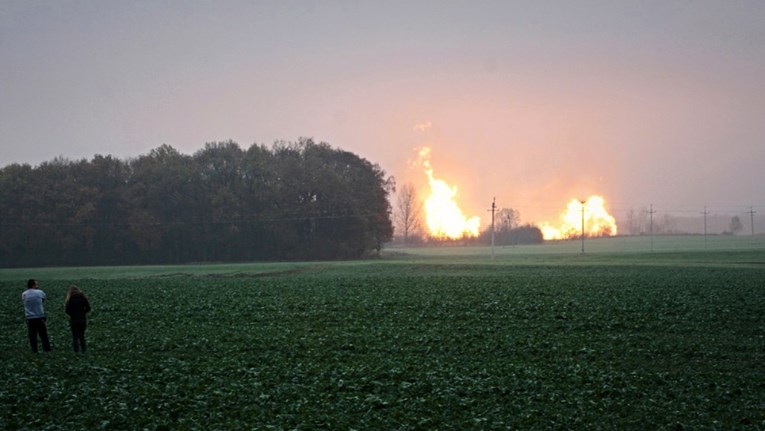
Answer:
[{"left": 2, "top": 1, "right": 764, "bottom": 224}]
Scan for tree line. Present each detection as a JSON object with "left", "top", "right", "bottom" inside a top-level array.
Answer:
[{"left": 0, "top": 139, "right": 394, "bottom": 267}]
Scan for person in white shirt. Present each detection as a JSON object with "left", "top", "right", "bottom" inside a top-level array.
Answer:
[{"left": 22, "top": 279, "right": 51, "bottom": 353}]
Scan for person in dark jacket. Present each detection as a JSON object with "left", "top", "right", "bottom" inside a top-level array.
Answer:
[{"left": 65, "top": 285, "right": 91, "bottom": 353}]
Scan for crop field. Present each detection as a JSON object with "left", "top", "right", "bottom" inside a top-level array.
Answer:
[{"left": 1, "top": 243, "right": 764, "bottom": 430}]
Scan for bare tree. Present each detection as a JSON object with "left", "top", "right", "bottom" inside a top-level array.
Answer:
[
  {"left": 660, "top": 213, "right": 676, "bottom": 234},
  {"left": 496, "top": 208, "right": 520, "bottom": 232},
  {"left": 626, "top": 206, "right": 649, "bottom": 235},
  {"left": 729, "top": 215, "right": 743, "bottom": 235},
  {"left": 395, "top": 183, "right": 423, "bottom": 245}
]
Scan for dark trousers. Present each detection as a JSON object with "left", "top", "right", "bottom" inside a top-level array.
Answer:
[
  {"left": 71, "top": 320, "right": 87, "bottom": 353},
  {"left": 26, "top": 317, "right": 51, "bottom": 353}
]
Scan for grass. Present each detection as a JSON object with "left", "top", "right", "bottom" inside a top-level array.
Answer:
[{"left": 1, "top": 237, "right": 764, "bottom": 430}]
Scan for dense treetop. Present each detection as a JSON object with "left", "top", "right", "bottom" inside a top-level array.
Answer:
[{"left": 0, "top": 139, "right": 394, "bottom": 267}]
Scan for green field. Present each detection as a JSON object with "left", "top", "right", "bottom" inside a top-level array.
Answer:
[{"left": 1, "top": 239, "right": 764, "bottom": 430}]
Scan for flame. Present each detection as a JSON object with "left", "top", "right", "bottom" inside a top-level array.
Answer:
[
  {"left": 418, "top": 147, "right": 480, "bottom": 239},
  {"left": 540, "top": 195, "right": 618, "bottom": 240}
]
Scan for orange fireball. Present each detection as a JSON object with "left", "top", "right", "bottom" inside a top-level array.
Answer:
[
  {"left": 418, "top": 147, "right": 480, "bottom": 239},
  {"left": 540, "top": 196, "right": 617, "bottom": 240}
]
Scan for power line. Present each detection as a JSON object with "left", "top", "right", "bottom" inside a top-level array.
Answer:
[
  {"left": 488, "top": 197, "right": 497, "bottom": 260},
  {"left": 748, "top": 206, "right": 757, "bottom": 236},
  {"left": 702, "top": 206, "right": 709, "bottom": 249},
  {"left": 580, "top": 200, "right": 586, "bottom": 254},
  {"left": 647, "top": 204, "right": 656, "bottom": 252}
]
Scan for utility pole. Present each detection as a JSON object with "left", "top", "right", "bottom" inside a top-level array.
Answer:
[
  {"left": 748, "top": 206, "right": 756, "bottom": 236},
  {"left": 580, "top": 200, "right": 586, "bottom": 254},
  {"left": 647, "top": 204, "right": 656, "bottom": 252},
  {"left": 702, "top": 206, "right": 709, "bottom": 249},
  {"left": 490, "top": 197, "right": 496, "bottom": 260}
]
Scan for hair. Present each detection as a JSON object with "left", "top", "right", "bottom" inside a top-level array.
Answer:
[
  {"left": 27, "top": 279, "right": 37, "bottom": 289},
  {"left": 65, "top": 284, "right": 83, "bottom": 305}
]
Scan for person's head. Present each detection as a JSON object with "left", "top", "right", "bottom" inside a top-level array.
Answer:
[
  {"left": 27, "top": 279, "right": 37, "bottom": 289},
  {"left": 65, "top": 284, "right": 82, "bottom": 304}
]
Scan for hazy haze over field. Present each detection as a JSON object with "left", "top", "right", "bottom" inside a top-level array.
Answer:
[{"left": 1, "top": 1, "right": 764, "bottom": 225}]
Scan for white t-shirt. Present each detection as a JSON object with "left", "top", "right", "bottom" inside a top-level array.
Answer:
[{"left": 22, "top": 288, "right": 46, "bottom": 319}]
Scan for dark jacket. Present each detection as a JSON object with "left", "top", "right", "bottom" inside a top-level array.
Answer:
[{"left": 66, "top": 293, "right": 91, "bottom": 321}]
